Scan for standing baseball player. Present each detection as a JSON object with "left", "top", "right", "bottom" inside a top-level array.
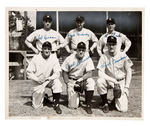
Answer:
[
  {"left": 61, "top": 42, "right": 95, "bottom": 114},
  {"left": 25, "top": 15, "right": 67, "bottom": 57},
  {"left": 97, "top": 18, "right": 131, "bottom": 57},
  {"left": 65, "top": 16, "right": 98, "bottom": 56},
  {"left": 97, "top": 36, "right": 133, "bottom": 113},
  {"left": 27, "top": 41, "right": 62, "bottom": 114}
]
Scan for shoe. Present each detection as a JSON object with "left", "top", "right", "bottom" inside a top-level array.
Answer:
[
  {"left": 102, "top": 103, "right": 109, "bottom": 113},
  {"left": 99, "top": 102, "right": 105, "bottom": 109},
  {"left": 86, "top": 105, "right": 93, "bottom": 114},
  {"left": 54, "top": 104, "right": 62, "bottom": 114}
]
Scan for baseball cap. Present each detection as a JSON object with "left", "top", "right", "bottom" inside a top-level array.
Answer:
[
  {"left": 42, "top": 41, "right": 52, "bottom": 49},
  {"left": 43, "top": 15, "right": 52, "bottom": 22},
  {"left": 106, "top": 18, "right": 115, "bottom": 24},
  {"left": 77, "top": 42, "right": 86, "bottom": 49},
  {"left": 75, "top": 16, "right": 84, "bottom": 23},
  {"left": 107, "top": 36, "right": 117, "bottom": 44}
]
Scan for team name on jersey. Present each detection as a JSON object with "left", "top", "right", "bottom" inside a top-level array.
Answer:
[
  {"left": 104, "top": 33, "right": 121, "bottom": 38},
  {"left": 37, "top": 34, "right": 56, "bottom": 40}
]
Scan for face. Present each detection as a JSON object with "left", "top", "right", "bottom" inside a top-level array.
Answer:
[
  {"left": 76, "top": 21, "right": 85, "bottom": 30},
  {"left": 43, "top": 20, "right": 52, "bottom": 30},
  {"left": 107, "top": 43, "right": 117, "bottom": 54},
  {"left": 42, "top": 46, "right": 51, "bottom": 59},
  {"left": 107, "top": 23, "right": 115, "bottom": 31},
  {"left": 76, "top": 48, "right": 86, "bottom": 59}
]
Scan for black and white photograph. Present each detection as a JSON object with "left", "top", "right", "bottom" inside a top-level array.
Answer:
[{"left": 6, "top": 7, "right": 143, "bottom": 119}]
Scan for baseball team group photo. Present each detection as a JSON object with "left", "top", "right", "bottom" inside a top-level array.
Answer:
[{"left": 7, "top": 8, "right": 143, "bottom": 119}]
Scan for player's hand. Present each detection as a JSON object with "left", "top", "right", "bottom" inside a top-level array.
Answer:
[
  {"left": 124, "top": 87, "right": 129, "bottom": 97},
  {"left": 34, "top": 49, "right": 39, "bottom": 54},
  {"left": 76, "top": 78, "right": 83, "bottom": 83}
]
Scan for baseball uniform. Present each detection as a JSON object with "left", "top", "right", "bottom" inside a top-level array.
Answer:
[
  {"left": 65, "top": 28, "right": 98, "bottom": 52},
  {"left": 97, "top": 31, "right": 131, "bottom": 55},
  {"left": 97, "top": 51, "right": 133, "bottom": 112},
  {"left": 26, "top": 28, "right": 66, "bottom": 52},
  {"left": 61, "top": 53, "right": 95, "bottom": 108},
  {"left": 27, "top": 53, "right": 62, "bottom": 108}
]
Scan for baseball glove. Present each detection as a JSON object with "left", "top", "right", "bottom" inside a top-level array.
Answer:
[
  {"left": 74, "top": 80, "right": 86, "bottom": 93},
  {"left": 113, "top": 84, "right": 121, "bottom": 98}
]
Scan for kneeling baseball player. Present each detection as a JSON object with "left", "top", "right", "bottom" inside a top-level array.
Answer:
[
  {"left": 61, "top": 42, "right": 95, "bottom": 114},
  {"left": 96, "top": 36, "right": 133, "bottom": 113},
  {"left": 27, "top": 41, "right": 62, "bottom": 114}
]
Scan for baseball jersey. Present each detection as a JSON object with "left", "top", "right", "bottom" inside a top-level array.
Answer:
[
  {"left": 65, "top": 28, "right": 98, "bottom": 51},
  {"left": 27, "top": 53, "right": 61, "bottom": 80},
  {"left": 61, "top": 53, "right": 95, "bottom": 79},
  {"left": 97, "top": 51, "right": 133, "bottom": 79},
  {"left": 26, "top": 28, "right": 65, "bottom": 51},
  {"left": 98, "top": 31, "right": 131, "bottom": 53}
]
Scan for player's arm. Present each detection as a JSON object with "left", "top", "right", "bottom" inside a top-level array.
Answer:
[
  {"left": 56, "top": 33, "right": 68, "bottom": 50},
  {"left": 64, "top": 33, "right": 72, "bottom": 53},
  {"left": 62, "top": 70, "right": 69, "bottom": 84},
  {"left": 122, "top": 34, "right": 131, "bottom": 53},
  {"left": 25, "top": 39, "right": 39, "bottom": 54},
  {"left": 97, "top": 38, "right": 105, "bottom": 57},
  {"left": 98, "top": 70, "right": 118, "bottom": 84},
  {"left": 89, "top": 31, "right": 98, "bottom": 53},
  {"left": 78, "top": 70, "right": 93, "bottom": 82}
]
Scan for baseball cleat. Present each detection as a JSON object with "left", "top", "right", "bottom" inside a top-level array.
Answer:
[{"left": 86, "top": 105, "right": 93, "bottom": 114}]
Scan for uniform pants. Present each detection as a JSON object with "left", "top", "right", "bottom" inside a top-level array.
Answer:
[
  {"left": 97, "top": 78, "right": 128, "bottom": 112},
  {"left": 67, "top": 78, "right": 95, "bottom": 109}
]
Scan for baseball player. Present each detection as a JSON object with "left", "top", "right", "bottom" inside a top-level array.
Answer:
[
  {"left": 27, "top": 41, "right": 62, "bottom": 114},
  {"left": 97, "top": 36, "right": 133, "bottom": 113},
  {"left": 65, "top": 16, "right": 98, "bottom": 56},
  {"left": 25, "top": 15, "right": 67, "bottom": 57},
  {"left": 61, "top": 42, "right": 95, "bottom": 114},
  {"left": 97, "top": 18, "right": 131, "bottom": 57}
]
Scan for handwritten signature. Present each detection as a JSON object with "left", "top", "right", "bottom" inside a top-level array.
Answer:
[
  {"left": 38, "top": 35, "right": 56, "bottom": 40},
  {"left": 100, "top": 56, "right": 127, "bottom": 68},
  {"left": 68, "top": 56, "right": 90, "bottom": 70}
]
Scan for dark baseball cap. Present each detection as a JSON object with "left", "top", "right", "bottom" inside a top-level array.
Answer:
[
  {"left": 77, "top": 42, "right": 86, "bottom": 49},
  {"left": 43, "top": 15, "right": 52, "bottom": 22},
  {"left": 107, "top": 36, "right": 117, "bottom": 44},
  {"left": 75, "top": 16, "right": 84, "bottom": 23},
  {"left": 106, "top": 18, "right": 115, "bottom": 24},
  {"left": 42, "top": 41, "right": 52, "bottom": 49}
]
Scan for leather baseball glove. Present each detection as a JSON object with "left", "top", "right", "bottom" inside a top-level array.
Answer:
[{"left": 113, "top": 84, "right": 121, "bottom": 98}]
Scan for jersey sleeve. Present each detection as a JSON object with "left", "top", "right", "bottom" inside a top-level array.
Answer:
[
  {"left": 90, "top": 30, "right": 98, "bottom": 42},
  {"left": 26, "top": 56, "right": 36, "bottom": 73},
  {"left": 61, "top": 57, "right": 69, "bottom": 72},
  {"left": 121, "top": 33, "right": 131, "bottom": 45},
  {"left": 58, "top": 32, "right": 65, "bottom": 44},
  {"left": 65, "top": 31, "right": 72, "bottom": 44},
  {"left": 97, "top": 55, "right": 106, "bottom": 72},
  {"left": 124, "top": 54, "right": 133, "bottom": 69},
  {"left": 26, "top": 30, "right": 37, "bottom": 42},
  {"left": 85, "top": 57, "right": 95, "bottom": 72}
]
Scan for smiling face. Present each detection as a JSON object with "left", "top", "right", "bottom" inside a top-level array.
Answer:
[
  {"left": 76, "top": 48, "right": 86, "bottom": 60},
  {"left": 42, "top": 46, "right": 51, "bottom": 59}
]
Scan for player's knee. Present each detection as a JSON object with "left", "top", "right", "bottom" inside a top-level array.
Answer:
[
  {"left": 52, "top": 79, "right": 62, "bottom": 93},
  {"left": 86, "top": 78, "right": 95, "bottom": 91}
]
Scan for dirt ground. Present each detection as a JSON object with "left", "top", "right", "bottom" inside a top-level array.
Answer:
[{"left": 7, "top": 61, "right": 142, "bottom": 119}]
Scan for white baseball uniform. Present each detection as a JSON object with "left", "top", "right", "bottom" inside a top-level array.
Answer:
[
  {"left": 27, "top": 53, "right": 62, "bottom": 93},
  {"left": 97, "top": 51, "right": 133, "bottom": 112},
  {"left": 97, "top": 31, "right": 131, "bottom": 54},
  {"left": 65, "top": 28, "right": 98, "bottom": 51},
  {"left": 26, "top": 28, "right": 66, "bottom": 51},
  {"left": 61, "top": 53, "right": 95, "bottom": 108}
]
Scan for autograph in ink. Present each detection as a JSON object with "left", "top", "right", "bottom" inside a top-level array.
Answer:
[{"left": 101, "top": 56, "right": 127, "bottom": 68}]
